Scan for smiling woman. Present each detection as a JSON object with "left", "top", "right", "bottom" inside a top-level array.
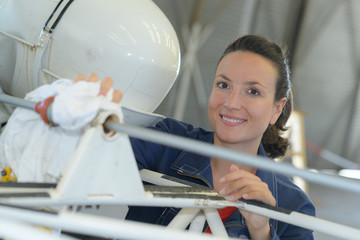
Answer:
[
  {"left": 214, "top": 35, "right": 292, "bottom": 159},
  {"left": 208, "top": 51, "right": 286, "bottom": 154},
  {"left": 126, "top": 35, "right": 315, "bottom": 240}
]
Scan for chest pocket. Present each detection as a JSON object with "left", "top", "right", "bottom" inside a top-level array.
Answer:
[{"left": 156, "top": 207, "right": 180, "bottom": 226}]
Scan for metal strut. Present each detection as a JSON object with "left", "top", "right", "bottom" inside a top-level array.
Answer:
[{"left": 104, "top": 120, "right": 360, "bottom": 194}]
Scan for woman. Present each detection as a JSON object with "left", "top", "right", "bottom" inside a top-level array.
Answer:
[{"left": 126, "top": 35, "right": 315, "bottom": 239}]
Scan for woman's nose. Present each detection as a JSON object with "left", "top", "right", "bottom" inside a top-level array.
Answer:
[{"left": 224, "top": 90, "right": 242, "bottom": 109}]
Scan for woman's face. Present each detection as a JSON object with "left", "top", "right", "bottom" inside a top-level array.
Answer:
[{"left": 208, "top": 50, "right": 286, "bottom": 147}]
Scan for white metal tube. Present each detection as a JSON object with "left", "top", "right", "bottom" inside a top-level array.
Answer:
[
  {"left": 203, "top": 208, "right": 228, "bottom": 238},
  {"left": 5, "top": 195, "right": 360, "bottom": 239},
  {"left": 0, "top": 218, "right": 75, "bottom": 240},
  {"left": 168, "top": 208, "right": 201, "bottom": 229},
  {"left": 238, "top": 202, "right": 360, "bottom": 240},
  {"left": 321, "top": 149, "right": 360, "bottom": 169},
  {"left": 3, "top": 194, "right": 227, "bottom": 208},
  {"left": 0, "top": 205, "right": 231, "bottom": 240},
  {"left": 189, "top": 212, "right": 206, "bottom": 232},
  {"left": 105, "top": 121, "right": 360, "bottom": 194},
  {"left": 140, "top": 169, "right": 189, "bottom": 187},
  {"left": 0, "top": 94, "right": 36, "bottom": 110},
  {"left": 0, "top": 30, "right": 36, "bottom": 47}
]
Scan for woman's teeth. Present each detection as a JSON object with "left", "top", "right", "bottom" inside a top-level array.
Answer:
[{"left": 222, "top": 116, "right": 243, "bottom": 123}]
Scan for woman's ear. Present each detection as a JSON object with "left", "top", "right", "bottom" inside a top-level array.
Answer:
[{"left": 270, "top": 97, "right": 287, "bottom": 125}]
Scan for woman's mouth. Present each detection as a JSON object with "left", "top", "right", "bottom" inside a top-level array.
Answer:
[{"left": 221, "top": 115, "right": 245, "bottom": 124}]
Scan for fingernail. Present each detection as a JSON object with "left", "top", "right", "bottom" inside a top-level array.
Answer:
[
  {"left": 219, "top": 177, "right": 225, "bottom": 183},
  {"left": 242, "top": 194, "right": 248, "bottom": 199},
  {"left": 219, "top": 187, "right": 226, "bottom": 195}
]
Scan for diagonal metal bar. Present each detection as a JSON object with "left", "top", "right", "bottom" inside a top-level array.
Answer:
[
  {"left": 0, "top": 94, "right": 36, "bottom": 110},
  {"left": 104, "top": 120, "right": 360, "bottom": 194}
]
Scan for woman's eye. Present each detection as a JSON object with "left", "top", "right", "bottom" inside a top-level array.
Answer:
[
  {"left": 217, "top": 82, "right": 228, "bottom": 89},
  {"left": 247, "top": 88, "right": 259, "bottom": 96}
]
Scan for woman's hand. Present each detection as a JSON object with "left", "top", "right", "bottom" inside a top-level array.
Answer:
[
  {"left": 219, "top": 164, "right": 275, "bottom": 239},
  {"left": 74, "top": 73, "right": 123, "bottom": 103}
]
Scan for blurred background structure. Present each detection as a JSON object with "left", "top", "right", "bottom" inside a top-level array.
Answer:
[
  {"left": 153, "top": 0, "right": 360, "bottom": 170},
  {"left": 152, "top": 1, "right": 360, "bottom": 239}
]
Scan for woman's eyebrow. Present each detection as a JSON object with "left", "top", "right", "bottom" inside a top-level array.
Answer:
[
  {"left": 215, "top": 74, "right": 231, "bottom": 81},
  {"left": 245, "top": 80, "right": 266, "bottom": 89}
]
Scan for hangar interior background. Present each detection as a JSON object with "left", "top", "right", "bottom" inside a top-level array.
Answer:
[
  {"left": 154, "top": 0, "right": 360, "bottom": 169},
  {"left": 152, "top": 1, "right": 360, "bottom": 239},
  {"left": 1, "top": 0, "right": 360, "bottom": 239}
]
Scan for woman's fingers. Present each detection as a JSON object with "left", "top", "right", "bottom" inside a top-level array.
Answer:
[
  {"left": 87, "top": 73, "right": 99, "bottom": 82},
  {"left": 74, "top": 74, "right": 85, "bottom": 82},
  {"left": 225, "top": 182, "right": 269, "bottom": 201},
  {"left": 74, "top": 73, "right": 98, "bottom": 83},
  {"left": 73, "top": 73, "right": 123, "bottom": 103},
  {"left": 219, "top": 166, "right": 258, "bottom": 184},
  {"left": 218, "top": 165, "right": 275, "bottom": 206},
  {"left": 222, "top": 180, "right": 275, "bottom": 206},
  {"left": 230, "top": 164, "right": 239, "bottom": 172},
  {"left": 98, "top": 77, "right": 123, "bottom": 103},
  {"left": 112, "top": 89, "right": 123, "bottom": 103},
  {"left": 220, "top": 177, "right": 259, "bottom": 198},
  {"left": 99, "top": 77, "right": 113, "bottom": 96},
  {"left": 74, "top": 73, "right": 99, "bottom": 82}
]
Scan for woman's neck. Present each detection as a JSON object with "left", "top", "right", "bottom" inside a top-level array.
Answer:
[
  {"left": 210, "top": 156, "right": 257, "bottom": 192},
  {"left": 210, "top": 157, "right": 257, "bottom": 175},
  {"left": 210, "top": 135, "right": 259, "bottom": 191},
  {"left": 213, "top": 134, "right": 261, "bottom": 156}
]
